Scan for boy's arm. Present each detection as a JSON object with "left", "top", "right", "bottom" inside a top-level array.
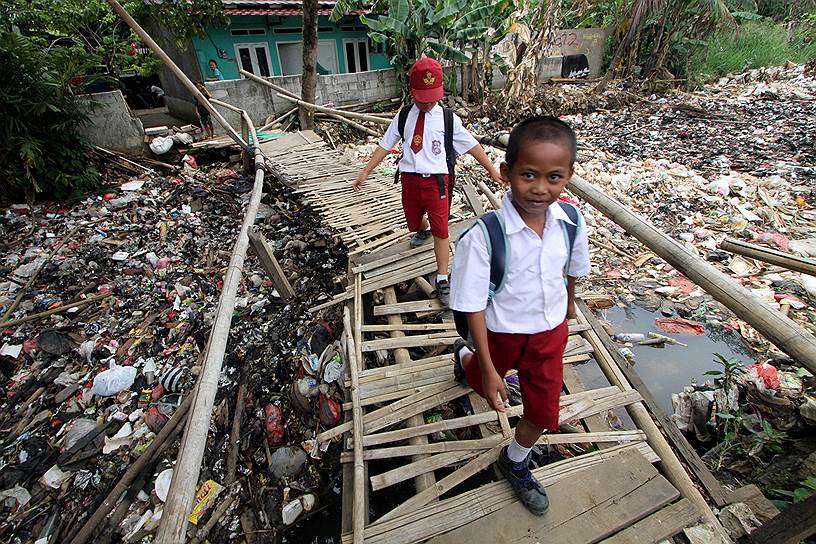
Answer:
[
  {"left": 466, "top": 144, "right": 505, "bottom": 186},
  {"left": 352, "top": 147, "right": 389, "bottom": 191},
  {"left": 566, "top": 276, "right": 577, "bottom": 319},
  {"left": 465, "top": 311, "right": 508, "bottom": 412},
  {"left": 353, "top": 113, "right": 401, "bottom": 191}
]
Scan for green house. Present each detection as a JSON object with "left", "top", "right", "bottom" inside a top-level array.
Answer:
[{"left": 192, "top": 0, "right": 391, "bottom": 80}]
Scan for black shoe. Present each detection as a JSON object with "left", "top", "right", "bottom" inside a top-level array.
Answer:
[
  {"left": 494, "top": 446, "right": 550, "bottom": 515},
  {"left": 436, "top": 278, "right": 450, "bottom": 307},
  {"left": 409, "top": 229, "right": 432, "bottom": 248}
]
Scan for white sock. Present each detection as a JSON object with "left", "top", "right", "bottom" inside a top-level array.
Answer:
[
  {"left": 507, "top": 436, "right": 532, "bottom": 463},
  {"left": 457, "top": 345, "right": 473, "bottom": 363},
  {"left": 436, "top": 274, "right": 449, "bottom": 283}
]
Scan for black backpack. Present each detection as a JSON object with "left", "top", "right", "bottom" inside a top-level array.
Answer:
[
  {"left": 452, "top": 201, "right": 581, "bottom": 340},
  {"left": 395, "top": 104, "right": 457, "bottom": 196}
]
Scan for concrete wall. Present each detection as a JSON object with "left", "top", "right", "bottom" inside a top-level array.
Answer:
[
  {"left": 538, "top": 28, "right": 611, "bottom": 79},
  {"left": 206, "top": 68, "right": 401, "bottom": 134},
  {"left": 79, "top": 91, "right": 145, "bottom": 154},
  {"left": 142, "top": 17, "right": 202, "bottom": 123}
]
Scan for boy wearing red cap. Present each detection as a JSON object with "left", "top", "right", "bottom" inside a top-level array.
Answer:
[{"left": 353, "top": 57, "right": 503, "bottom": 307}]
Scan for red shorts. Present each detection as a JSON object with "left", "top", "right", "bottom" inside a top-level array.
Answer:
[
  {"left": 400, "top": 172, "right": 449, "bottom": 239},
  {"left": 465, "top": 320, "right": 568, "bottom": 431}
]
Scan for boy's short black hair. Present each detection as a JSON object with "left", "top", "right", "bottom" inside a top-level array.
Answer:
[
  {"left": 505, "top": 116, "right": 577, "bottom": 169},
  {"left": 208, "top": 58, "right": 218, "bottom": 64}
]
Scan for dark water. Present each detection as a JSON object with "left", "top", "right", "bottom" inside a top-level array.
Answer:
[{"left": 597, "top": 306, "right": 755, "bottom": 415}]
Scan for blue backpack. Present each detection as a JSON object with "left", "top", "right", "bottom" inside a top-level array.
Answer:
[{"left": 452, "top": 201, "right": 581, "bottom": 340}]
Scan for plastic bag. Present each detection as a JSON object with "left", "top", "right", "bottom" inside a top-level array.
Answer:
[
  {"left": 149, "top": 136, "right": 173, "bottom": 155},
  {"left": 91, "top": 362, "right": 137, "bottom": 397}
]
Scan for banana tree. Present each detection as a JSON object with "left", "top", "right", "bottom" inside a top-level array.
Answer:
[{"left": 332, "top": 0, "right": 513, "bottom": 101}]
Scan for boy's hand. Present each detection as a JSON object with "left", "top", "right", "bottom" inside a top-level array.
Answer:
[
  {"left": 482, "top": 370, "right": 508, "bottom": 412},
  {"left": 491, "top": 170, "right": 509, "bottom": 187},
  {"left": 352, "top": 171, "right": 367, "bottom": 191}
]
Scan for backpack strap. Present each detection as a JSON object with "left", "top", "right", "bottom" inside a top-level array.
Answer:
[
  {"left": 456, "top": 211, "right": 508, "bottom": 299},
  {"left": 557, "top": 201, "right": 580, "bottom": 279},
  {"left": 453, "top": 211, "right": 508, "bottom": 339},
  {"left": 443, "top": 107, "right": 455, "bottom": 192},
  {"left": 393, "top": 104, "right": 414, "bottom": 183},
  {"left": 397, "top": 104, "right": 413, "bottom": 142}
]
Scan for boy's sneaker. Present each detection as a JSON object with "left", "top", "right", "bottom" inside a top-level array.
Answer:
[
  {"left": 436, "top": 278, "right": 450, "bottom": 307},
  {"left": 409, "top": 229, "right": 432, "bottom": 248},
  {"left": 494, "top": 446, "right": 550, "bottom": 515},
  {"left": 453, "top": 338, "right": 469, "bottom": 382}
]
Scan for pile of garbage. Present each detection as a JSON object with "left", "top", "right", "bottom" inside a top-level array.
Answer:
[{"left": 0, "top": 158, "right": 349, "bottom": 542}]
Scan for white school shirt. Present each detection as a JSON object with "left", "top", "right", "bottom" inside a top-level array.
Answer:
[
  {"left": 450, "top": 191, "right": 591, "bottom": 334},
  {"left": 378, "top": 104, "right": 478, "bottom": 174}
]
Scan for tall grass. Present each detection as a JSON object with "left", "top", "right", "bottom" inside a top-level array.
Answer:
[{"left": 689, "top": 19, "right": 816, "bottom": 81}]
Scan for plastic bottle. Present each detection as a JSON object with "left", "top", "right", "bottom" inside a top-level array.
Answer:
[{"left": 614, "top": 333, "right": 646, "bottom": 343}]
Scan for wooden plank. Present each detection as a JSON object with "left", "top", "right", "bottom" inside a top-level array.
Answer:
[
  {"left": 462, "top": 181, "right": 485, "bottom": 215},
  {"left": 426, "top": 448, "right": 679, "bottom": 544},
  {"left": 358, "top": 388, "right": 625, "bottom": 448},
  {"left": 318, "top": 382, "right": 461, "bottom": 442},
  {"left": 361, "top": 333, "right": 458, "bottom": 352},
  {"left": 248, "top": 228, "right": 295, "bottom": 301},
  {"left": 376, "top": 443, "right": 508, "bottom": 524},
  {"left": 356, "top": 447, "right": 669, "bottom": 544},
  {"left": 370, "top": 450, "right": 478, "bottom": 491},
  {"left": 361, "top": 323, "right": 457, "bottom": 332},
  {"left": 562, "top": 363, "right": 613, "bottom": 446},
  {"left": 373, "top": 299, "right": 444, "bottom": 316},
  {"left": 749, "top": 494, "right": 816, "bottom": 544},
  {"left": 343, "top": 443, "right": 648, "bottom": 544},
  {"left": 600, "top": 498, "right": 700, "bottom": 544},
  {"left": 342, "top": 436, "right": 504, "bottom": 462},
  {"left": 343, "top": 431, "right": 645, "bottom": 463}
]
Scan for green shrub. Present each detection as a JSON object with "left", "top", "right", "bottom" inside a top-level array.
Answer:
[
  {"left": 0, "top": 31, "right": 101, "bottom": 202},
  {"left": 689, "top": 19, "right": 816, "bottom": 81}
]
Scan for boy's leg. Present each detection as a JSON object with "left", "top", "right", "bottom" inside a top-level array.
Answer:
[
  {"left": 424, "top": 176, "right": 452, "bottom": 304},
  {"left": 496, "top": 320, "right": 568, "bottom": 515},
  {"left": 457, "top": 331, "right": 523, "bottom": 407},
  {"left": 400, "top": 174, "right": 424, "bottom": 234}
]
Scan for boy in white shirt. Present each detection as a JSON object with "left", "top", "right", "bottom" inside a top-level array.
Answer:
[
  {"left": 450, "top": 116, "right": 590, "bottom": 515},
  {"left": 352, "top": 57, "right": 502, "bottom": 306}
]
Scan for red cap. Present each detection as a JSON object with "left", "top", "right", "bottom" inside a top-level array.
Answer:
[{"left": 409, "top": 57, "right": 444, "bottom": 102}]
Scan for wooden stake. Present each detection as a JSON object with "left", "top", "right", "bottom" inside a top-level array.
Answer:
[
  {"left": 225, "top": 380, "right": 247, "bottom": 486},
  {"left": 248, "top": 228, "right": 295, "bottom": 301},
  {"left": 344, "top": 300, "right": 366, "bottom": 544}
]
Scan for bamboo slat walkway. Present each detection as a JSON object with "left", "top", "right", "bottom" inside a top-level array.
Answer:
[{"left": 263, "top": 132, "right": 725, "bottom": 544}]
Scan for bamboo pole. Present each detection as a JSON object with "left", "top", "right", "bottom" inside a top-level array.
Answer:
[
  {"left": 275, "top": 93, "right": 392, "bottom": 126},
  {"left": 0, "top": 293, "right": 111, "bottom": 328},
  {"left": 259, "top": 106, "right": 298, "bottom": 132},
  {"left": 569, "top": 174, "right": 816, "bottom": 374},
  {"left": 323, "top": 113, "right": 382, "bottom": 137},
  {"left": 240, "top": 69, "right": 300, "bottom": 100},
  {"left": 104, "top": 0, "right": 247, "bottom": 150},
  {"left": 155, "top": 124, "right": 266, "bottom": 542},
  {"left": 719, "top": 237, "right": 816, "bottom": 277},
  {"left": 346, "top": 284, "right": 365, "bottom": 543}
]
